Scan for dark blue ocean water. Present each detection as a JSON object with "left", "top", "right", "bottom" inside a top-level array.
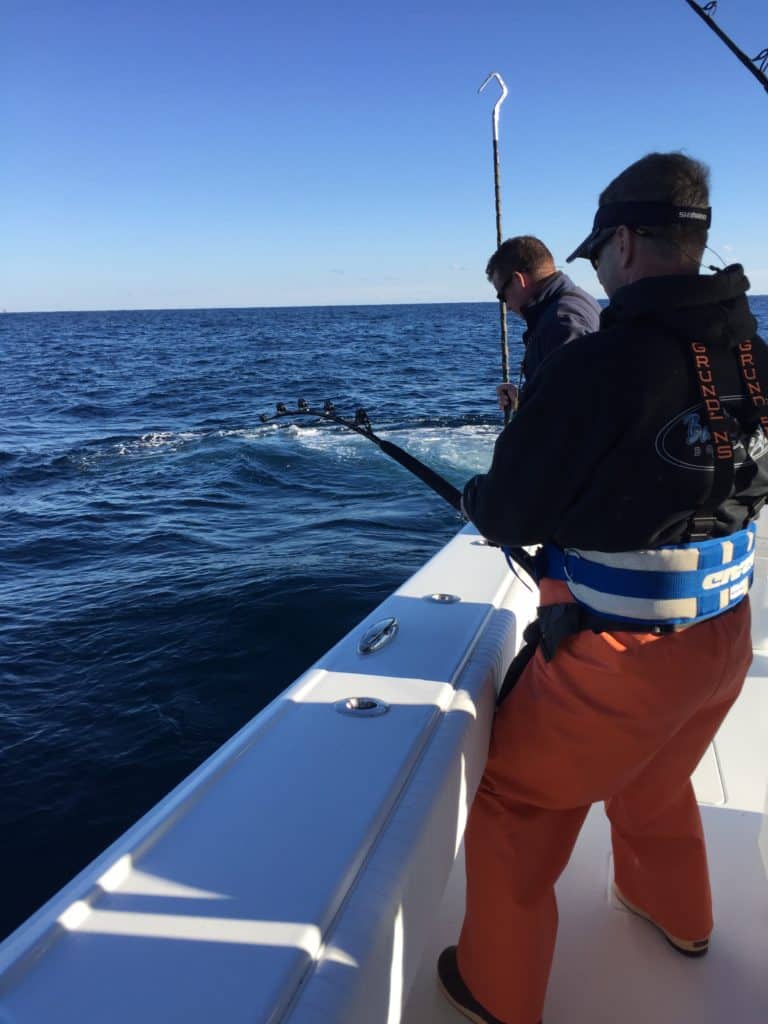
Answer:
[
  {"left": 2, "top": 297, "right": 767, "bottom": 940},
  {"left": 0, "top": 301, "right": 524, "bottom": 939}
]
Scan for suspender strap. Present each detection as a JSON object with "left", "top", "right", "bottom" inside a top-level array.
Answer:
[
  {"left": 686, "top": 341, "right": 735, "bottom": 540},
  {"left": 733, "top": 340, "right": 768, "bottom": 527},
  {"left": 686, "top": 338, "right": 768, "bottom": 539},
  {"left": 737, "top": 339, "right": 768, "bottom": 432}
]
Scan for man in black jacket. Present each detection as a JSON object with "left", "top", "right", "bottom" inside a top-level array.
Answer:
[
  {"left": 488, "top": 235, "right": 600, "bottom": 410},
  {"left": 439, "top": 153, "right": 768, "bottom": 1024}
]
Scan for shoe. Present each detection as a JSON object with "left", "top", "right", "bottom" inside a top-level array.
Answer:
[
  {"left": 437, "top": 947, "right": 542, "bottom": 1024},
  {"left": 613, "top": 884, "right": 709, "bottom": 957}
]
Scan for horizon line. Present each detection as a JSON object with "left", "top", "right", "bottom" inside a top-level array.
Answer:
[{"left": 3, "top": 292, "right": 767, "bottom": 316}]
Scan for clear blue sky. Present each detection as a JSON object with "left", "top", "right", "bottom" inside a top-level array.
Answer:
[{"left": 3, "top": 0, "right": 767, "bottom": 312}]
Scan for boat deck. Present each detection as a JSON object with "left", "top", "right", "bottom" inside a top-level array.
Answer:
[
  {"left": 404, "top": 669, "right": 768, "bottom": 1023},
  {"left": 1, "top": 528, "right": 765, "bottom": 1023}
]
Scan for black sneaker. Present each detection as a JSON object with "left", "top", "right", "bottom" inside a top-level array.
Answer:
[{"left": 437, "top": 946, "right": 539, "bottom": 1024}]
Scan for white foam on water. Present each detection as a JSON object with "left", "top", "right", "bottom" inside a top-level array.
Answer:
[
  {"left": 388, "top": 424, "right": 498, "bottom": 476},
  {"left": 286, "top": 424, "right": 320, "bottom": 437},
  {"left": 114, "top": 431, "right": 200, "bottom": 456},
  {"left": 217, "top": 423, "right": 281, "bottom": 442},
  {"left": 283, "top": 422, "right": 499, "bottom": 475},
  {"left": 76, "top": 420, "right": 499, "bottom": 475}
]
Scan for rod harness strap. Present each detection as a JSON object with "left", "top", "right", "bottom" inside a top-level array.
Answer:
[{"left": 496, "top": 602, "right": 687, "bottom": 705}]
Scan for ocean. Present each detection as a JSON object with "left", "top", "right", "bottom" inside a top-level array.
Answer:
[{"left": 2, "top": 296, "right": 767, "bottom": 940}]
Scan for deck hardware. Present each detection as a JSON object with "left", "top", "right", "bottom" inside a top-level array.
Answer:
[
  {"left": 358, "top": 616, "right": 399, "bottom": 654},
  {"left": 334, "top": 697, "right": 390, "bottom": 717},
  {"left": 426, "top": 593, "right": 461, "bottom": 604}
]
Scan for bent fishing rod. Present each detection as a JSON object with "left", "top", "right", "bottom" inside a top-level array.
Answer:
[
  {"left": 258, "top": 399, "right": 537, "bottom": 580},
  {"left": 683, "top": 1, "right": 768, "bottom": 95}
]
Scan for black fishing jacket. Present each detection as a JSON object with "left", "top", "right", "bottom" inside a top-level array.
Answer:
[{"left": 463, "top": 265, "right": 768, "bottom": 552}]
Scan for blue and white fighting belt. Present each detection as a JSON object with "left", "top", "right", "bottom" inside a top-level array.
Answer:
[{"left": 540, "top": 523, "right": 756, "bottom": 627}]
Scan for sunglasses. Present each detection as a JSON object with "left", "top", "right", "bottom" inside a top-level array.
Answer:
[
  {"left": 589, "top": 229, "right": 618, "bottom": 271},
  {"left": 495, "top": 274, "right": 517, "bottom": 302},
  {"left": 589, "top": 226, "right": 654, "bottom": 270}
]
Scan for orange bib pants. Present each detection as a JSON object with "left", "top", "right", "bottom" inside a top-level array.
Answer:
[{"left": 457, "top": 580, "right": 753, "bottom": 1024}]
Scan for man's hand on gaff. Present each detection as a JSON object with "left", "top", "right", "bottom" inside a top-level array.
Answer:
[{"left": 497, "top": 382, "right": 519, "bottom": 412}]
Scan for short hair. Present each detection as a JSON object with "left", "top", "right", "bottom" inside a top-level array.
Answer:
[
  {"left": 486, "top": 235, "right": 555, "bottom": 281},
  {"left": 599, "top": 152, "right": 710, "bottom": 259}
]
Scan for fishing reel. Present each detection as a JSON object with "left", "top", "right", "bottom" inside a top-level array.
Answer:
[
  {"left": 260, "top": 399, "right": 324, "bottom": 422},
  {"left": 353, "top": 408, "right": 372, "bottom": 433}
]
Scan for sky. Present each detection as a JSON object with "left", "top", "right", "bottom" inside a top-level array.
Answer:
[{"left": 2, "top": 0, "right": 767, "bottom": 312}]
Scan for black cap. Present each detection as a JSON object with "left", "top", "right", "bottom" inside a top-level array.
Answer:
[{"left": 566, "top": 201, "right": 712, "bottom": 263}]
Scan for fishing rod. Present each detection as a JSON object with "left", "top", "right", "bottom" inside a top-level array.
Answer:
[
  {"left": 260, "top": 399, "right": 462, "bottom": 510},
  {"left": 683, "top": 1, "right": 768, "bottom": 94},
  {"left": 258, "top": 399, "right": 538, "bottom": 579}
]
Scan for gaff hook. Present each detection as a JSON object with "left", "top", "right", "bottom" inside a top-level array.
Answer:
[
  {"left": 478, "top": 72, "right": 508, "bottom": 144},
  {"left": 479, "top": 71, "right": 512, "bottom": 422}
]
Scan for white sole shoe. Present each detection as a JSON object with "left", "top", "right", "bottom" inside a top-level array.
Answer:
[{"left": 613, "top": 883, "right": 709, "bottom": 957}]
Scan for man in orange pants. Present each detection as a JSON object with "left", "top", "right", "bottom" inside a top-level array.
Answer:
[{"left": 439, "top": 152, "right": 768, "bottom": 1023}]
